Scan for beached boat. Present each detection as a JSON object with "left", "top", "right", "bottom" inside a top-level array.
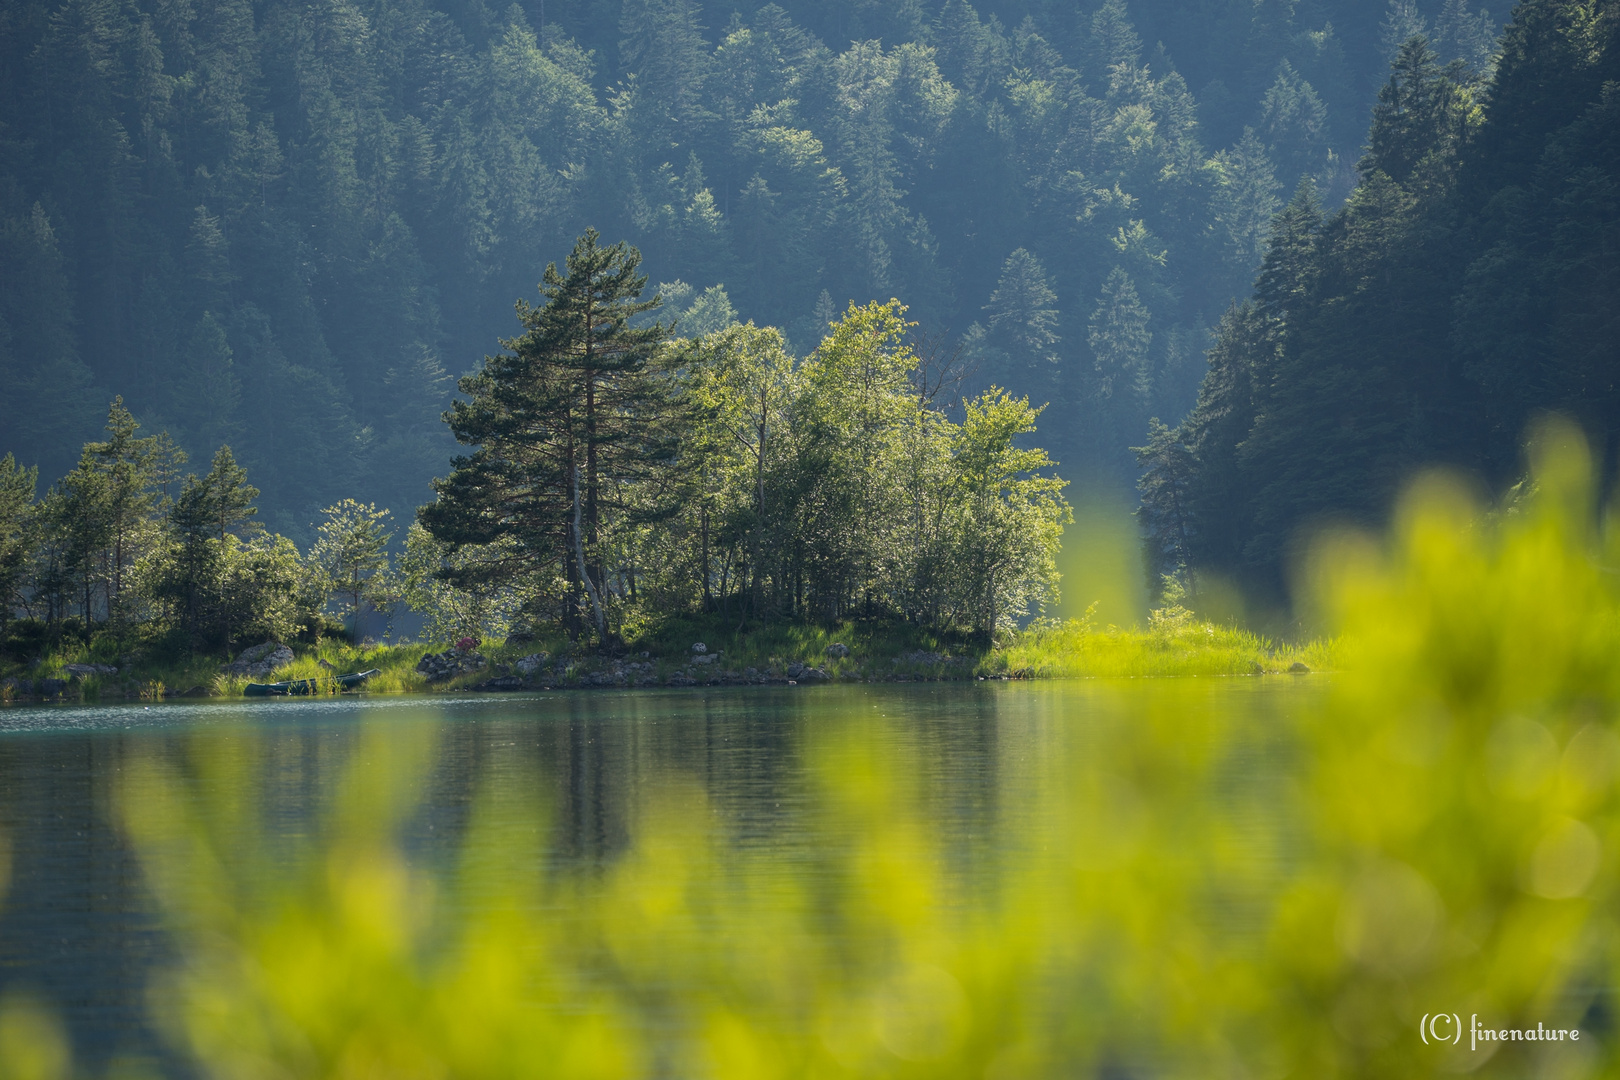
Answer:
[{"left": 243, "top": 669, "right": 380, "bottom": 697}]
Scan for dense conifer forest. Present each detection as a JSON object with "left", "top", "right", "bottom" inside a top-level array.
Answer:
[
  {"left": 1138, "top": 0, "right": 1620, "bottom": 596},
  {"left": 0, "top": 0, "right": 1505, "bottom": 529},
  {"left": 3, "top": 0, "right": 1616, "bottom": 650}
]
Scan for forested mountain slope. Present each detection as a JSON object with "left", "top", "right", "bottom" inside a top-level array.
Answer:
[
  {"left": 0, "top": 0, "right": 1496, "bottom": 535},
  {"left": 1139, "top": 0, "right": 1619, "bottom": 597}
]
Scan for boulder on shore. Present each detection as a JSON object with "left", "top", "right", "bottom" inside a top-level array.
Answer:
[
  {"left": 220, "top": 642, "right": 294, "bottom": 678},
  {"left": 513, "top": 653, "right": 550, "bottom": 676},
  {"left": 414, "top": 649, "right": 488, "bottom": 683}
]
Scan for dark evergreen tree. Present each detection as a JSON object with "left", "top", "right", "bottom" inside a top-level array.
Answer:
[
  {"left": 421, "top": 229, "right": 675, "bottom": 640},
  {"left": 984, "top": 247, "right": 1059, "bottom": 390},
  {"left": 1133, "top": 417, "right": 1196, "bottom": 578},
  {"left": 0, "top": 454, "right": 37, "bottom": 635}
]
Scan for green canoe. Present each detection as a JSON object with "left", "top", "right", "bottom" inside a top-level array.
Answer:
[{"left": 243, "top": 669, "right": 381, "bottom": 697}]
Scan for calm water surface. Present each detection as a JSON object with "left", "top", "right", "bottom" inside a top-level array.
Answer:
[{"left": 0, "top": 680, "right": 1325, "bottom": 1073}]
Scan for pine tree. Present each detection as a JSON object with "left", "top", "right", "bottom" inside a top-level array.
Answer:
[
  {"left": 1207, "top": 129, "right": 1283, "bottom": 288},
  {"left": 1364, "top": 37, "right": 1472, "bottom": 187},
  {"left": 82, "top": 399, "right": 166, "bottom": 623},
  {"left": 1133, "top": 418, "right": 1197, "bottom": 578},
  {"left": 201, "top": 445, "right": 260, "bottom": 542},
  {"left": 1253, "top": 179, "right": 1325, "bottom": 326},
  {"left": 1258, "top": 62, "right": 1330, "bottom": 185},
  {"left": 1089, "top": 268, "right": 1152, "bottom": 406},
  {"left": 1435, "top": 0, "right": 1498, "bottom": 75},
  {"left": 421, "top": 229, "right": 674, "bottom": 641},
  {"left": 165, "top": 473, "right": 225, "bottom": 646},
  {"left": 1177, "top": 303, "right": 1268, "bottom": 574},
  {"left": 619, "top": 0, "right": 712, "bottom": 136},
  {"left": 0, "top": 454, "right": 38, "bottom": 635},
  {"left": 1086, "top": 0, "right": 1142, "bottom": 77},
  {"left": 1379, "top": 0, "right": 1428, "bottom": 61},
  {"left": 984, "top": 248, "right": 1060, "bottom": 386}
]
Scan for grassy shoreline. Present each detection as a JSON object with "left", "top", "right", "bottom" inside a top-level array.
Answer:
[{"left": 0, "top": 612, "right": 1335, "bottom": 704}]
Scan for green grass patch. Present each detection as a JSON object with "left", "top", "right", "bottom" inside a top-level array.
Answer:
[{"left": 1001, "top": 611, "right": 1338, "bottom": 678}]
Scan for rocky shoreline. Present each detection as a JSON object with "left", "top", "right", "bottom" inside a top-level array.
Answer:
[{"left": 420, "top": 641, "right": 843, "bottom": 692}]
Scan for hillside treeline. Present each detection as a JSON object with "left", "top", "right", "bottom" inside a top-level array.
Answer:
[
  {"left": 0, "top": 261, "right": 1069, "bottom": 654},
  {"left": 0, "top": 0, "right": 1500, "bottom": 533},
  {"left": 1137, "top": 0, "right": 1620, "bottom": 596}
]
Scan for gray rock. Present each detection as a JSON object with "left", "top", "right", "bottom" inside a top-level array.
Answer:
[
  {"left": 825, "top": 643, "right": 849, "bottom": 658},
  {"left": 799, "top": 667, "right": 830, "bottom": 682},
  {"left": 692, "top": 653, "right": 716, "bottom": 665},
  {"left": 1289, "top": 662, "right": 1311, "bottom": 674},
  {"left": 666, "top": 672, "right": 697, "bottom": 687},
  {"left": 236, "top": 641, "right": 283, "bottom": 665},
  {"left": 691, "top": 642, "right": 707, "bottom": 654},
  {"left": 221, "top": 644, "right": 294, "bottom": 678},
  {"left": 64, "top": 663, "right": 118, "bottom": 678},
  {"left": 514, "top": 653, "right": 550, "bottom": 676},
  {"left": 39, "top": 678, "right": 67, "bottom": 698},
  {"left": 786, "top": 662, "right": 806, "bottom": 679},
  {"left": 414, "top": 649, "right": 488, "bottom": 683}
]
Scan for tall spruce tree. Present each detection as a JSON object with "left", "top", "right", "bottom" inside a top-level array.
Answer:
[
  {"left": 420, "top": 229, "right": 674, "bottom": 640},
  {"left": 984, "top": 247, "right": 1060, "bottom": 390}
]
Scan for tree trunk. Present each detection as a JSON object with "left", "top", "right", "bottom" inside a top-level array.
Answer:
[
  {"left": 701, "top": 502, "right": 712, "bottom": 611},
  {"left": 572, "top": 465, "right": 607, "bottom": 642}
]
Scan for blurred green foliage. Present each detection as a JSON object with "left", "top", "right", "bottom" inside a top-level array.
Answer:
[{"left": 5, "top": 420, "right": 1619, "bottom": 1076}]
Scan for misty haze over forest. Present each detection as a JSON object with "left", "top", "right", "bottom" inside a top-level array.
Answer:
[{"left": 0, "top": 0, "right": 1513, "bottom": 540}]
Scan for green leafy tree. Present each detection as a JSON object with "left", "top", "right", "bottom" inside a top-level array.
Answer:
[
  {"left": 685, "top": 323, "right": 798, "bottom": 616},
  {"left": 946, "top": 389, "right": 1070, "bottom": 637},
  {"left": 311, "top": 500, "right": 394, "bottom": 621},
  {"left": 398, "top": 524, "right": 525, "bottom": 645}
]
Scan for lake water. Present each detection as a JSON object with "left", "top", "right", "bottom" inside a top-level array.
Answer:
[{"left": 0, "top": 679, "right": 1577, "bottom": 1077}]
